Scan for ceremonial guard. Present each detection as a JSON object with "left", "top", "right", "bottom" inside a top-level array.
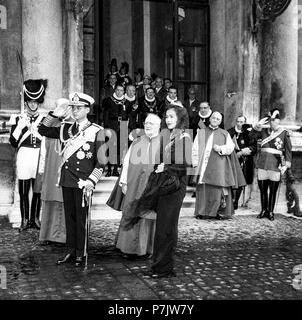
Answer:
[
  {"left": 9, "top": 79, "right": 47, "bottom": 231},
  {"left": 38, "top": 92, "right": 105, "bottom": 266},
  {"left": 228, "top": 115, "right": 257, "bottom": 209},
  {"left": 103, "top": 84, "right": 128, "bottom": 176},
  {"left": 158, "top": 86, "right": 178, "bottom": 117},
  {"left": 250, "top": 108, "right": 292, "bottom": 221},
  {"left": 183, "top": 88, "right": 200, "bottom": 135},
  {"left": 124, "top": 85, "right": 140, "bottom": 133},
  {"left": 138, "top": 87, "right": 161, "bottom": 126}
]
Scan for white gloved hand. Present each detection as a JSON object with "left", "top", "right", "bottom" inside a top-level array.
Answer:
[
  {"left": 121, "top": 183, "right": 127, "bottom": 195},
  {"left": 78, "top": 179, "right": 94, "bottom": 192},
  {"left": 53, "top": 104, "right": 71, "bottom": 118},
  {"left": 17, "top": 116, "right": 29, "bottom": 130},
  {"left": 155, "top": 163, "right": 165, "bottom": 173},
  {"left": 241, "top": 148, "right": 252, "bottom": 156},
  {"left": 280, "top": 166, "right": 287, "bottom": 176}
]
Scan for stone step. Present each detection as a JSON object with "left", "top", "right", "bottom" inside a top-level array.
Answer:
[{"left": 8, "top": 181, "right": 302, "bottom": 227}]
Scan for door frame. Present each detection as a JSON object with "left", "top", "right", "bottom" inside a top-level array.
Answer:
[{"left": 173, "top": 0, "right": 210, "bottom": 101}]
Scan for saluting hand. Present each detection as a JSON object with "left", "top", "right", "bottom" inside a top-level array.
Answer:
[
  {"left": 53, "top": 103, "right": 71, "bottom": 119},
  {"left": 256, "top": 117, "right": 269, "bottom": 129}
]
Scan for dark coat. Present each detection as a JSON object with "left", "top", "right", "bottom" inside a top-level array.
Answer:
[{"left": 228, "top": 124, "right": 257, "bottom": 184}]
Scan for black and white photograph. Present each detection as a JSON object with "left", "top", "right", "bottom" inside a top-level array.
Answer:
[{"left": 1, "top": 0, "right": 302, "bottom": 311}]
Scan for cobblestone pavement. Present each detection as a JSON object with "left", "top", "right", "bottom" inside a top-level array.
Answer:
[{"left": 1, "top": 211, "right": 302, "bottom": 301}]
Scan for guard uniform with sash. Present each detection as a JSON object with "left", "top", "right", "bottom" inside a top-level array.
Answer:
[
  {"left": 250, "top": 108, "right": 292, "bottom": 221},
  {"left": 9, "top": 78, "right": 47, "bottom": 231},
  {"left": 38, "top": 92, "right": 106, "bottom": 266}
]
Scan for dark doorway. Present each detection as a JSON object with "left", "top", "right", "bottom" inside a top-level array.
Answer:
[{"left": 83, "top": 0, "right": 209, "bottom": 123}]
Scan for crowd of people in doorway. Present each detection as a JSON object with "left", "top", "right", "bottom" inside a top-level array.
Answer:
[{"left": 8, "top": 58, "right": 292, "bottom": 277}]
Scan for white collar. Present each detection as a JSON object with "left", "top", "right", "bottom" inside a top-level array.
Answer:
[
  {"left": 125, "top": 94, "right": 136, "bottom": 102},
  {"left": 113, "top": 93, "right": 125, "bottom": 101},
  {"left": 235, "top": 126, "right": 242, "bottom": 133},
  {"left": 145, "top": 96, "right": 155, "bottom": 102},
  {"left": 167, "top": 96, "right": 177, "bottom": 103},
  {"left": 155, "top": 87, "right": 162, "bottom": 93},
  {"left": 76, "top": 119, "right": 89, "bottom": 130},
  {"left": 199, "top": 109, "right": 212, "bottom": 119},
  {"left": 209, "top": 125, "right": 219, "bottom": 130}
]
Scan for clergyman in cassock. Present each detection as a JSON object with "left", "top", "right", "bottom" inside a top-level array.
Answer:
[
  {"left": 38, "top": 92, "right": 106, "bottom": 266},
  {"left": 192, "top": 111, "right": 246, "bottom": 220},
  {"left": 111, "top": 114, "right": 161, "bottom": 259}
]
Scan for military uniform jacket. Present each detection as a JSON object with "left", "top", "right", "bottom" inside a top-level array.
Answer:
[
  {"left": 38, "top": 113, "right": 106, "bottom": 188},
  {"left": 250, "top": 127, "right": 292, "bottom": 172},
  {"left": 9, "top": 113, "right": 44, "bottom": 150}
]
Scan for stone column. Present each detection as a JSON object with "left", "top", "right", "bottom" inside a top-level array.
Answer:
[
  {"left": 261, "top": 0, "right": 298, "bottom": 122},
  {"left": 297, "top": 2, "right": 302, "bottom": 122},
  {"left": 210, "top": 0, "right": 261, "bottom": 128},
  {"left": 22, "top": 0, "right": 63, "bottom": 111},
  {"left": 62, "top": 0, "right": 84, "bottom": 97}
]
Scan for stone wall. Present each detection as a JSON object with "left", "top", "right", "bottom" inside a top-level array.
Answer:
[
  {"left": 210, "top": 0, "right": 261, "bottom": 129},
  {"left": 22, "top": 0, "right": 63, "bottom": 111},
  {"left": 0, "top": 0, "right": 22, "bottom": 116},
  {"left": 0, "top": 137, "right": 15, "bottom": 210},
  {"left": 261, "top": 0, "right": 298, "bottom": 122}
]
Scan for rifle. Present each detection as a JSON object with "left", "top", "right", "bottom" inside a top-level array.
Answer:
[{"left": 16, "top": 49, "right": 25, "bottom": 115}]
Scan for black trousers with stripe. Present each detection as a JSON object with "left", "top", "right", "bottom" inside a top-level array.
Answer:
[{"left": 62, "top": 187, "right": 88, "bottom": 257}]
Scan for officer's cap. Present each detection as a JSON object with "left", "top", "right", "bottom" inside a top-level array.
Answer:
[{"left": 69, "top": 92, "right": 95, "bottom": 107}]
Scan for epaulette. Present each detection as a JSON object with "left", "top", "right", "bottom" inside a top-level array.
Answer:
[
  {"left": 92, "top": 123, "right": 104, "bottom": 130},
  {"left": 62, "top": 120, "right": 74, "bottom": 125}
]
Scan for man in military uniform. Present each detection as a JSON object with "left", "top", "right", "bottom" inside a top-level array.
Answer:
[
  {"left": 250, "top": 108, "right": 292, "bottom": 221},
  {"left": 9, "top": 79, "right": 48, "bottom": 231},
  {"left": 38, "top": 92, "right": 106, "bottom": 266},
  {"left": 228, "top": 115, "right": 257, "bottom": 209}
]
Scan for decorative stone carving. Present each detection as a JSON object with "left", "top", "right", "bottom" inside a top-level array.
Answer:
[
  {"left": 252, "top": 0, "right": 292, "bottom": 33},
  {"left": 257, "top": 0, "right": 292, "bottom": 20}
]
